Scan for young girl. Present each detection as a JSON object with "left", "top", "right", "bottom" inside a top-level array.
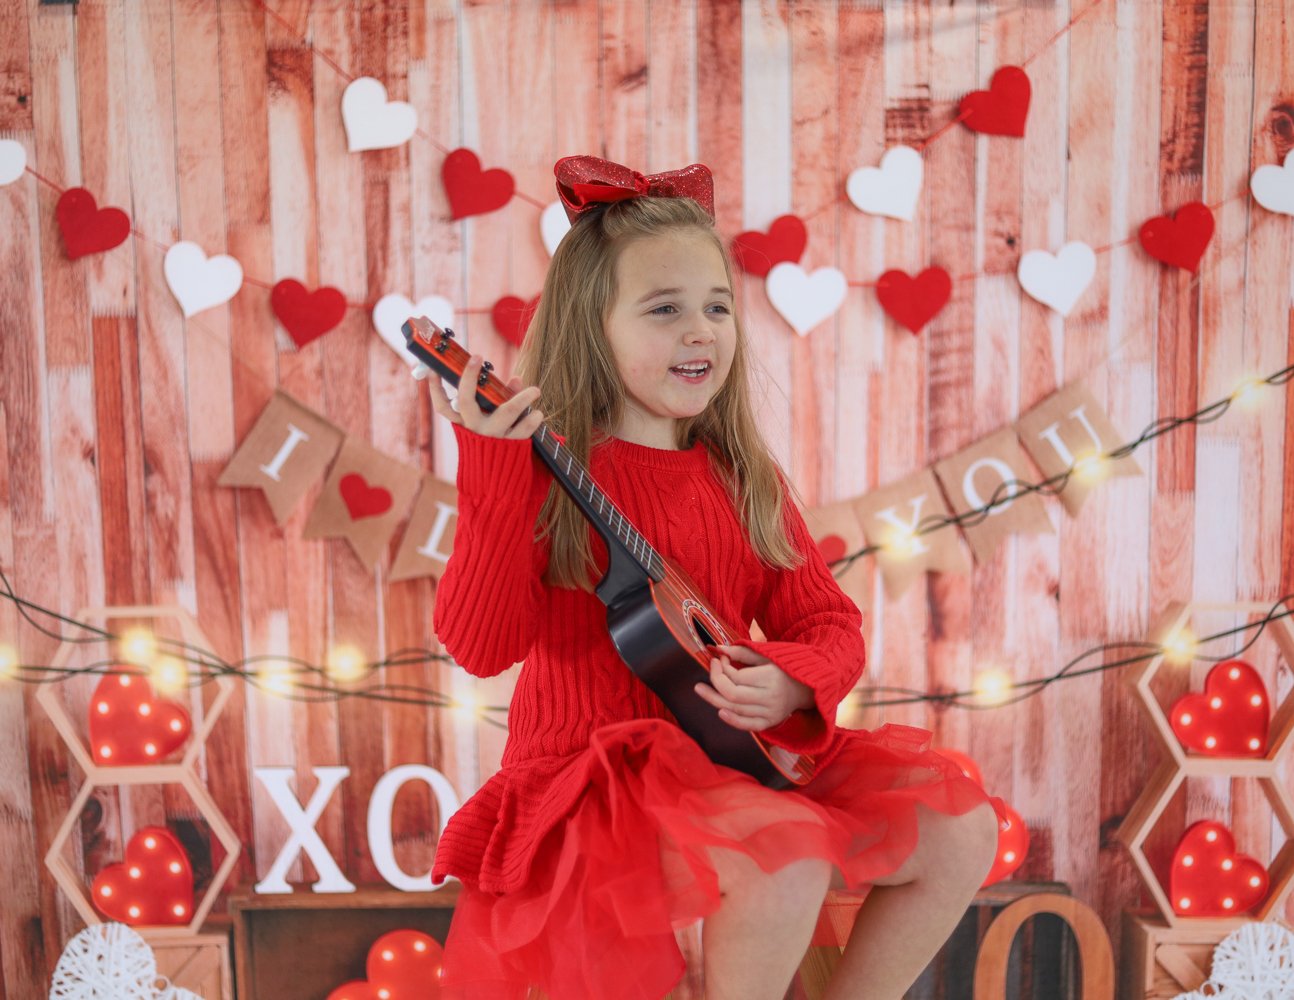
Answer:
[{"left": 426, "top": 156, "right": 1000, "bottom": 1000}]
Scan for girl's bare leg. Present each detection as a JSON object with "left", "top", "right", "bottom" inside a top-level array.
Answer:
[{"left": 821, "top": 802, "right": 1000, "bottom": 1000}]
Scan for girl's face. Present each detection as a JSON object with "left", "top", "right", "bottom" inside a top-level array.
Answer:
[{"left": 602, "top": 228, "right": 737, "bottom": 449}]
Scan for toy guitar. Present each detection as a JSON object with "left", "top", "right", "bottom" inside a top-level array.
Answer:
[{"left": 403, "top": 315, "right": 821, "bottom": 789}]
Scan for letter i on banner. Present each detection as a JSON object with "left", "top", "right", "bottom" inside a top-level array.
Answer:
[
  {"left": 389, "top": 475, "right": 460, "bottom": 582},
  {"left": 217, "top": 391, "right": 345, "bottom": 524},
  {"left": 1014, "top": 382, "right": 1141, "bottom": 516}
]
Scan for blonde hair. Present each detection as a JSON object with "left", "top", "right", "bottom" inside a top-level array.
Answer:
[{"left": 516, "top": 195, "right": 803, "bottom": 591}]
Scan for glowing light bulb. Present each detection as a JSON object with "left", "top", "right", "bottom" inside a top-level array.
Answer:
[
  {"left": 144, "top": 742, "right": 157, "bottom": 756},
  {"left": 138, "top": 703, "right": 152, "bottom": 717},
  {"left": 1251, "top": 695, "right": 1263, "bottom": 707},
  {"left": 327, "top": 644, "right": 368, "bottom": 684},
  {"left": 414, "top": 940, "right": 427, "bottom": 952},
  {"left": 1205, "top": 736, "right": 1217, "bottom": 749},
  {"left": 1231, "top": 375, "right": 1266, "bottom": 411},
  {"left": 1003, "top": 851, "right": 1016, "bottom": 863},
  {"left": 1210, "top": 696, "right": 1223, "bottom": 710},
  {"left": 1250, "top": 876, "right": 1262, "bottom": 887},
  {"left": 144, "top": 836, "right": 157, "bottom": 849},
  {"left": 1222, "top": 858, "right": 1234, "bottom": 871},
  {"left": 100, "top": 746, "right": 113, "bottom": 760},
  {"left": 1072, "top": 453, "right": 1109, "bottom": 485},
  {"left": 119, "top": 628, "right": 157, "bottom": 666},
  {"left": 169, "top": 861, "right": 182, "bottom": 874},
  {"left": 100, "top": 886, "right": 113, "bottom": 897},
  {"left": 97, "top": 701, "right": 110, "bottom": 715},
  {"left": 169, "top": 719, "right": 183, "bottom": 732},
  {"left": 1180, "top": 713, "right": 1193, "bottom": 726},
  {"left": 0, "top": 644, "right": 16, "bottom": 680},
  {"left": 258, "top": 661, "right": 296, "bottom": 697},
  {"left": 973, "top": 670, "right": 1014, "bottom": 707},
  {"left": 151, "top": 656, "right": 188, "bottom": 695},
  {"left": 173, "top": 904, "right": 186, "bottom": 917},
  {"left": 1162, "top": 628, "right": 1198, "bottom": 664},
  {"left": 128, "top": 905, "right": 141, "bottom": 919},
  {"left": 883, "top": 526, "right": 922, "bottom": 559},
  {"left": 1205, "top": 830, "right": 1218, "bottom": 843},
  {"left": 119, "top": 675, "right": 132, "bottom": 688},
  {"left": 129, "top": 866, "right": 141, "bottom": 879},
  {"left": 1222, "top": 897, "right": 1235, "bottom": 910},
  {"left": 1250, "top": 738, "right": 1261, "bottom": 751},
  {"left": 1179, "top": 898, "right": 1191, "bottom": 909},
  {"left": 1183, "top": 855, "right": 1194, "bottom": 867},
  {"left": 1229, "top": 667, "right": 1241, "bottom": 680},
  {"left": 382, "top": 950, "right": 394, "bottom": 961},
  {"left": 378, "top": 991, "right": 391, "bottom": 1000},
  {"left": 453, "top": 690, "right": 481, "bottom": 718}
]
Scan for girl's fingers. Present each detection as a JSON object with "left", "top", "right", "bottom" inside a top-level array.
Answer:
[{"left": 427, "top": 378, "right": 463, "bottom": 425}]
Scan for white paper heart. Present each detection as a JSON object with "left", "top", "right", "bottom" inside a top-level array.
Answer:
[
  {"left": 846, "top": 145, "right": 923, "bottom": 222},
  {"left": 1250, "top": 152, "right": 1294, "bottom": 217},
  {"left": 0, "top": 139, "right": 27, "bottom": 186},
  {"left": 341, "top": 77, "right": 418, "bottom": 152},
  {"left": 163, "top": 242, "right": 243, "bottom": 318},
  {"left": 1017, "top": 241, "right": 1096, "bottom": 317},
  {"left": 49, "top": 922, "right": 208, "bottom": 1000},
  {"left": 1208, "top": 920, "right": 1294, "bottom": 1000},
  {"left": 765, "top": 262, "right": 848, "bottom": 337},
  {"left": 372, "top": 293, "right": 455, "bottom": 368},
  {"left": 541, "top": 200, "right": 572, "bottom": 256}
]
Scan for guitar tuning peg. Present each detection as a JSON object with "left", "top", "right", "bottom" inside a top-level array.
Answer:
[{"left": 411, "top": 363, "right": 431, "bottom": 380}]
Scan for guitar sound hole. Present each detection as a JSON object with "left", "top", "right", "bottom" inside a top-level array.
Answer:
[{"left": 691, "top": 616, "right": 718, "bottom": 649}]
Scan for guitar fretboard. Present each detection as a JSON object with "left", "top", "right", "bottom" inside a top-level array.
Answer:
[{"left": 533, "top": 425, "right": 664, "bottom": 581}]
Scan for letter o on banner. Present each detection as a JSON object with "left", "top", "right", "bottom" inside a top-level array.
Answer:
[{"left": 972, "top": 893, "right": 1114, "bottom": 1000}]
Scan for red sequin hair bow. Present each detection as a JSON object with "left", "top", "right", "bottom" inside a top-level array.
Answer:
[{"left": 554, "top": 155, "right": 715, "bottom": 223}]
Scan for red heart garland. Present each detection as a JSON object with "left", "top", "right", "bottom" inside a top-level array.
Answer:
[
  {"left": 326, "top": 929, "right": 445, "bottom": 1000},
  {"left": 91, "top": 826, "right": 194, "bottom": 926},
  {"left": 1169, "top": 659, "right": 1269, "bottom": 757},
  {"left": 339, "top": 473, "right": 393, "bottom": 520},
  {"left": 88, "top": 673, "right": 191, "bottom": 765},
  {"left": 56, "top": 187, "right": 131, "bottom": 259},
  {"left": 491, "top": 294, "right": 540, "bottom": 347},
  {"left": 1170, "top": 820, "right": 1268, "bottom": 917},
  {"left": 959, "top": 66, "right": 1031, "bottom": 138},
  {"left": 730, "top": 215, "right": 808, "bottom": 277},
  {"left": 814, "top": 534, "right": 847, "bottom": 566},
  {"left": 983, "top": 799, "right": 1029, "bottom": 887},
  {"left": 875, "top": 267, "right": 952, "bottom": 334},
  {"left": 442, "top": 148, "right": 515, "bottom": 220},
  {"left": 1138, "top": 202, "right": 1215, "bottom": 273},
  {"left": 271, "top": 279, "right": 348, "bottom": 347}
]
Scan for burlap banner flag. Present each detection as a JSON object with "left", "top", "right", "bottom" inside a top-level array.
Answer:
[
  {"left": 1014, "top": 383, "right": 1141, "bottom": 515},
  {"left": 389, "top": 474, "right": 461, "bottom": 582},
  {"left": 303, "top": 437, "right": 422, "bottom": 565},
  {"left": 217, "top": 391, "right": 344, "bottom": 524},
  {"left": 933, "top": 428, "right": 1054, "bottom": 563},
  {"left": 802, "top": 500, "right": 871, "bottom": 605},
  {"left": 853, "top": 468, "right": 971, "bottom": 600}
]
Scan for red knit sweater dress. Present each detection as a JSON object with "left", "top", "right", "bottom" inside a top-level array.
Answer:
[{"left": 430, "top": 425, "right": 989, "bottom": 1000}]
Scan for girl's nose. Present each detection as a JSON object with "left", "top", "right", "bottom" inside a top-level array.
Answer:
[{"left": 684, "top": 319, "right": 716, "bottom": 344}]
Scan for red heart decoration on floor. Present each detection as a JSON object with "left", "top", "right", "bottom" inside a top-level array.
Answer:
[
  {"left": 326, "top": 929, "right": 445, "bottom": 1000},
  {"left": 271, "top": 279, "right": 348, "bottom": 347},
  {"left": 876, "top": 267, "right": 952, "bottom": 334},
  {"left": 983, "top": 798, "right": 1029, "bottom": 887},
  {"left": 959, "top": 66, "right": 1031, "bottom": 137},
  {"left": 91, "top": 826, "right": 194, "bottom": 926},
  {"left": 1170, "top": 820, "right": 1268, "bottom": 917},
  {"left": 339, "top": 473, "right": 393, "bottom": 520},
  {"left": 88, "top": 673, "right": 191, "bottom": 765},
  {"left": 56, "top": 187, "right": 131, "bottom": 259},
  {"left": 1138, "top": 202, "right": 1215, "bottom": 272},
  {"left": 1169, "top": 659, "right": 1269, "bottom": 756},
  {"left": 442, "top": 148, "right": 515, "bottom": 220},
  {"left": 814, "top": 534, "right": 847, "bottom": 566},
  {"left": 730, "top": 215, "right": 808, "bottom": 277},
  {"left": 491, "top": 294, "right": 540, "bottom": 347}
]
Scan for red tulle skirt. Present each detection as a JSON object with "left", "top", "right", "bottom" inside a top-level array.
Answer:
[{"left": 437, "top": 718, "right": 991, "bottom": 1000}]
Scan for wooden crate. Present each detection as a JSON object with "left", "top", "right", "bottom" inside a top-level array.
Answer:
[
  {"left": 149, "top": 919, "right": 234, "bottom": 1000},
  {"left": 229, "top": 885, "right": 460, "bottom": 999},
  {"left": 1119, "top": 910, "right": 1235, "bottom": 999}
]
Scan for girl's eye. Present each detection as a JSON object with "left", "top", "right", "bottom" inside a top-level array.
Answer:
[
  {"left": 649, "top": 304, "right": 678, "bottom": 315},
  {"left": 707, "top": 303, "right": 730, "bottom": 314}
]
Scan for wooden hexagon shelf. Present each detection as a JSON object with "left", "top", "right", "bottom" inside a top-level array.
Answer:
[{"left": 1117, "top": 600, "right": 1294, "bottom": 929}]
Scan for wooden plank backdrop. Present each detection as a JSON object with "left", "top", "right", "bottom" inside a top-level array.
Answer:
[{"left": 0, "top": 0, "right": 1292, "bottom": 996}]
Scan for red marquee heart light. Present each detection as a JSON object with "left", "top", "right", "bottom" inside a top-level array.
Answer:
[
  {"left": 958, "top": 66, "right": 1031, "bottom": 138},
  {"left": 491, "top": 294, "right": 540, "bottom": 347},
  {"left": 326, "top": 929, "right": 445, "bottom": 1000},
  {"left": 91, "top": 826, "right": 194, "bottom": 926},
  {"left": 87, "top": 673, "right": 191, "bottom": 765},
  {"left": 875, "top": 267, "right": 952, "bottom": 334},
  {"left": 730, "top": 215, "right": 808, "bottom": 278},
  {"left": 271, "top": 279, "right": 349, "bottom": 347},
  {"left": 1138, "top": 202, "right": 1215, "bottom": 273},
  {"left": 339, "top": 473, "right": 393, "bottom": 520},
  {"left": 1169, "top": 659, "right": 1269, "bottom": 757},
  {"left": 1170, "top": 820, "right": 1268, "bottom": 917},
  {"left": 56, "top": 187, "right": 132, "bottom": 259},
  {"left": 442, "top": 148, "right": 515, "bottom": 220}
]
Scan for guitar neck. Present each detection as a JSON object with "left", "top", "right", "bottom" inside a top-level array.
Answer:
[{"left": 531, "top": 425, "right": 664, "bottom": 584}]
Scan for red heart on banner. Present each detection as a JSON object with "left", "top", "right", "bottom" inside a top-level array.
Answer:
[
  {"left": 326, "top": 929, "right": 445, "bottom": 1000},
  {"left": 271, "top": 279, "right": 348, "bottom": 347},
  {"left": 983, "top": 798, "right": 1029, "bottom": 887},
  {"left": 88, "top": 673, "right": 191, "bottom": 765},
  {"left": 91, "top": 826, "right": 194, "bottom": 926},
  {"left": 814, "top": 534, "right": 847, "bottom": 566},
  {"left": 339, "top": 473, "right": 393, "bottom": 520},
  {"left": 442, "top": 148, "right": 515, "bottom": 220},
  {"left": 959, "top": 66, "right": 1031, "bottom": 137},
  {"left": 1169, "top": 659, "right": 1269, "bottom": 757},
  {"left": 1138, "top": 201, "right": 1215, "bottom": 272},
  {"left": 876, "top": 267, "right": 952, "bottom": 334},
  {"left": 491, "top": 294, "right": 540, "bottom": 347},
  {"left": 731, "top": 215, "right": 808, "bottom": 277},
  {"left": 56, "top": 187, "right": 131, "bottom": 259},
  {"left": 1170, "top": 820, "right": 1268, "bottom": 917}
]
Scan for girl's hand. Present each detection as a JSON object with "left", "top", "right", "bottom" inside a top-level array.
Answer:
[
  {"left": 428, "top": 354, "right": 545, "bottom": 440},
  {"left": 693, "top": 644, "right": 816, "bottom": 732}
]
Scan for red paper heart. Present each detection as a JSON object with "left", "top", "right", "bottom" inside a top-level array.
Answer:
[
  {"left": 491, "top": 294, "right": 540, "bottom": 347},
  {"left": 442, "top": 148, "right": 515, "bottom": 220},
  {"left": 1170, "top": 820, "right": 1268, "bottom": 917},
  {"left": 815, "top": 534, "right": 847, "bottom": 566},
  {"left": 983, "top": 799, "right": 1029, "bottom": 887},
  {"left": 56, "top": 187, "right": 131, "bottom": 259},
  {"left": 876, "top": 267, "right": 952, "bottom": 334},
  {"left": 1138, "top": 202, "right": 1215, "bottom": 272},
  {"left": 339, "top": 473, "right": 393, "bottom": 520},
  {"left": 730, "top": 215, "right": 808, "bottom": 277},
  {"left": 271, "top": 279, "right": 348, "bottom": 347},
  {"left": 1169, "top": 659, "right": 1269, "bottom": 756},
  {"left": 91, "top": 826, "right": 194, "bottom": 926},
  {"left": 88, "top": 673, "right": 191, "bottom": 765},
  {"left": 959, "top": 66, "right": 1031, "bottom": 137},
  {"left": 326, "top": 929, "right": 445, "bottom": 1000}
]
